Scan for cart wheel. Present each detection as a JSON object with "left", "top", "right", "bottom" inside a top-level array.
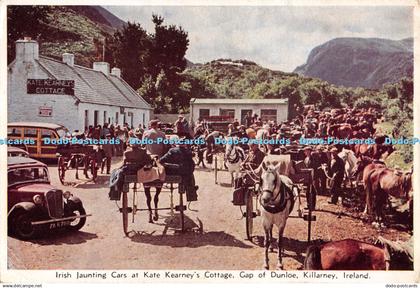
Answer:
[
  {"left": 245, "top": 189, "right": 254, "bottom": 240},
  {"left": 122, "top": 191, "right": 128, "bottom": 236},
  {"left": 58, "top": 156, "right": 66, "bottom": 185}
]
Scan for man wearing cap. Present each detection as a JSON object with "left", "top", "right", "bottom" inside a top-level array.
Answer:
[
  {"left": 142, "top": 120, "right": 167, "bottom": 158},
  {"left": 323, "top": 146, "right": 345, "bottom": 204}
]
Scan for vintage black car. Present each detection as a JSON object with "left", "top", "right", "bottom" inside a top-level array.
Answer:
[
  {"left": 7, "top": 157, "right": 90, "bottom": 239},
  {"left": 8, "top": 146, "right": 29, "bottom": 158}
]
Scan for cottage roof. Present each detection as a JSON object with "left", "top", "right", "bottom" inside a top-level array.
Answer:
[{"left": 37, "top": 56, "right": 151, "bottom": 109}]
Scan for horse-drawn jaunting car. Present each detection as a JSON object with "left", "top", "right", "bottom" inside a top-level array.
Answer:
[
  {"left": 7, "top": 157, "right": 91, "bottom": 239},
  {"left": 56, "top": 143, "right": 104, "bottom": 184}
]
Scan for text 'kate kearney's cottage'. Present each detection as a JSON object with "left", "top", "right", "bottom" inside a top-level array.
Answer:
[{"left": 8, "top": 39, "right": 152, "bottom": 132}]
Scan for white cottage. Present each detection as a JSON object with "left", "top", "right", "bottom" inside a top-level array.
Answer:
[
  {"left": 190, "top": 98, "right": 288, "bottom": 124},
  {"left": 8, "top": 39, "right": 152, "bottom": 132}
]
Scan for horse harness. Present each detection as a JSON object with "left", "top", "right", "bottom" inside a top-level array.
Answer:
[{"left": 259, "top": 170, "right": 296, "bottom": 214}]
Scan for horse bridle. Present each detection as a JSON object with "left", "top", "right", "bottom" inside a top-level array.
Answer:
[{"left": 261, "top": 169, "right": 281, "bottom": 202}]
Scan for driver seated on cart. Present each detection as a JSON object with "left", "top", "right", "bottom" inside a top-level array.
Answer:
[
  {"left": 158, "top": 138, "right": 199, "bottom": 202},
  {"left": 241, "top": 142, "right": 266, "bottom": 171},
  {"left": 236, "top": 142, "right": 266, "bottom": 188}
]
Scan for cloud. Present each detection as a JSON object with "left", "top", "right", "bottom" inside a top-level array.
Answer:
[{"left": 104, "top": 5, "right": 413, "bottom": 72}]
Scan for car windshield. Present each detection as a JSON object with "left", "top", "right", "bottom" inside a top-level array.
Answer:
[
  {"left": 56, "top": 127, "right": 70, "bottom": 138},
  {"left": 8, "top": 167, "right": 49, "bottom": 186}
]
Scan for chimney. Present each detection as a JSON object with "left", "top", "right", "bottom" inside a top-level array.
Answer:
[
  {"left": 62, "top": 53, "right": 74, "bottom": 67},
  {"left": 93, "top": 62, "right": 110, "bottom": 76},
  {"left": 15, "top": 38, "right": 39, "bottom": 62},
  {"left": 111, "top": 67, "right": 121, "bottom": 78}
]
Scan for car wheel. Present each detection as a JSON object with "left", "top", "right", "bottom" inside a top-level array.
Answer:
[
  {"left": 13, "top": 211, "right": 37, "bottom": 240},
  {"left": 67, "top": 207, "right": 86, "bottom": 231}
]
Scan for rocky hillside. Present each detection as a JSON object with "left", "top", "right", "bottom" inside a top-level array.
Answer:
[
  {"left": 294, "top": 37, "right": 413, "bottom": 89},
  {"left": 38, "top": 6, "right": 125, "bottom": 67}
]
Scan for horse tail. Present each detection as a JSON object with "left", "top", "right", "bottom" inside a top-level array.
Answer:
[{"left": 304, "top": 245, "right": 322, "bottom": 270}]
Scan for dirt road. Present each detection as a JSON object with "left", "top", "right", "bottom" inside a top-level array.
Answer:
[{"left": 8, "top": 157, "right": 411, "bottom": 270}]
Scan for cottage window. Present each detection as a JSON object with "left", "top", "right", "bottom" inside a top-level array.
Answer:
[{"left": 94, "top": 110, "right": 99, "bottom": 126}]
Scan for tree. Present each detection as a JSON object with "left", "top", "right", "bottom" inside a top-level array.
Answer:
[
  {"left": 113, "top": 22, "right": 151, "bottom": 90},
  {"left": 7, "top": 6, "right": 51, "bottom": 63},
  {"left": 148, "top": 14, "right": 189, "bottom": 80}
]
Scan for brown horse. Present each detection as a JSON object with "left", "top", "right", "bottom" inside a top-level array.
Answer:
[
  {"left": 352, "top": 156, "right": 386, "bottom": 215},
  {"left": 328, "top": 124, "right": 353, "bottom": 139},
  {"left": 365, "top": 167, "right": 412, "bottom": 224},
  {"left": 304, "top": 238, "right": 413, "bottom": 270}
]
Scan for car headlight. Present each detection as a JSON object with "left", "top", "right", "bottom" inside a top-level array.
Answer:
[
  {"left": 63, "top": 191, "right": 72, "bottom": 199},
  {"left": 33, "top": 194, "right": 43, "bottom": 205}
]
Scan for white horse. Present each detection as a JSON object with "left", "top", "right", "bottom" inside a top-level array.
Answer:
[
  {"left": 256, "top": 125, "right": 271, "bottom": 153},
  {"left": 258, "top": 161, "right": 299, "bottom": 270},
  {"left": 338, "top": 148, "right": 358, "bottom": 186},
  {"left": 224, "top": 137, "right": 245, "bottom": 185}
]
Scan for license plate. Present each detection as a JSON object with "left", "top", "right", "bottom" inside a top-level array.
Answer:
[{"left": 49, "top": 220, "right": 71, "bottom": 229}]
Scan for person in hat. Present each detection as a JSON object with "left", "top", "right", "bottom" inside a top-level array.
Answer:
[
  {"left": 243, "top": 111, "right": 253, "bottom": 128},
  {"left": 174, "top": 114, "right": 190, "bottom": 138},
  {"left": 241, "top": 141, "right": 266, "bottom": 171},
  {"left": 323, "top": 146, "right": 345, "bottom": 204},
  {"left": 142, "top": 120, "right": 167, "bottom": 158},
  {"left": 159, "top": 137, "right": 198, "bottom": 201},
  {"left": 303, "top": 146, "right": 322, "bottom": 206},
  {"left": 134, "top": 127, "right": 143, "bottom": 139},
  {"left": 101, "top": 133, "right": 114, "bottom": 174}
]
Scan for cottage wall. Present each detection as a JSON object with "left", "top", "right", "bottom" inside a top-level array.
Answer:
[
  {"left": 78, "top": 103, "right": 150, "bottom": 130},
  {"left": 8, "top": 59, "right": 80, "bottom": 131},
  {"left": 8, "top": 40, "right": 151, "bottom": 133}
]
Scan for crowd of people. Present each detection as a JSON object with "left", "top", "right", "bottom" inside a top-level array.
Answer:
[{"left": 73, "top": 105, "right": 387, "bottom": 206}]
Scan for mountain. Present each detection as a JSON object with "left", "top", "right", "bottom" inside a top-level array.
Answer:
[
  {"left": 294, "top": 37, "right": 413, "bottom": 89},
  {"left": 68, "top": 6, "right": 126, "bottom": 30},
  {"left": 35, "top": 6, "right": 126, "bottom": 67}
]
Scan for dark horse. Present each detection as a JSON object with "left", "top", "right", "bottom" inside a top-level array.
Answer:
[
  {"left": 304, "top": 238, "right": 413, "bottom": 270},
  {"left": 365, "top": 167, "right": 412, "bottom": 225}
]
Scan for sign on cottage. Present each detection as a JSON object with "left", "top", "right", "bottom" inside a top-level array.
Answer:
[
  {"left": 38, "top": 106, "right": 52, "bottom": 117},
  {"left": 27, "top": 79, "right": 75, "bottom": 95}
]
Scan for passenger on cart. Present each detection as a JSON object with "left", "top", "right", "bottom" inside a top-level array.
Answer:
[{"left": 158, "top": 138, "right": 198, "bottom": 202}]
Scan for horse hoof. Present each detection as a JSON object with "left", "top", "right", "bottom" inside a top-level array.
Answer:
[
  {"left": 153, "top": 215, "right": 158, "bottom": 221},
  {"left": 263, "top": 264, "right": 269, "bottom": 270}
]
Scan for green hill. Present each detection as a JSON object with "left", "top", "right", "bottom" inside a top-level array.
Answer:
[
  {"left": 181, "top": 58, "right": 357, "bottom": 113},
  {"left": 8, "top": 6, "right": 124, "bottom": 67}
]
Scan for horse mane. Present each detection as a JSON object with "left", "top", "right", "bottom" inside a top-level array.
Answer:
[{"left": 376, "top": 236, "right": 413, "bottom": 262}]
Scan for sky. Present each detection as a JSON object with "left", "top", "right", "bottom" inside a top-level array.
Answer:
[{"left": 104, "top": 5, "right": 413, "bottom": 72}]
